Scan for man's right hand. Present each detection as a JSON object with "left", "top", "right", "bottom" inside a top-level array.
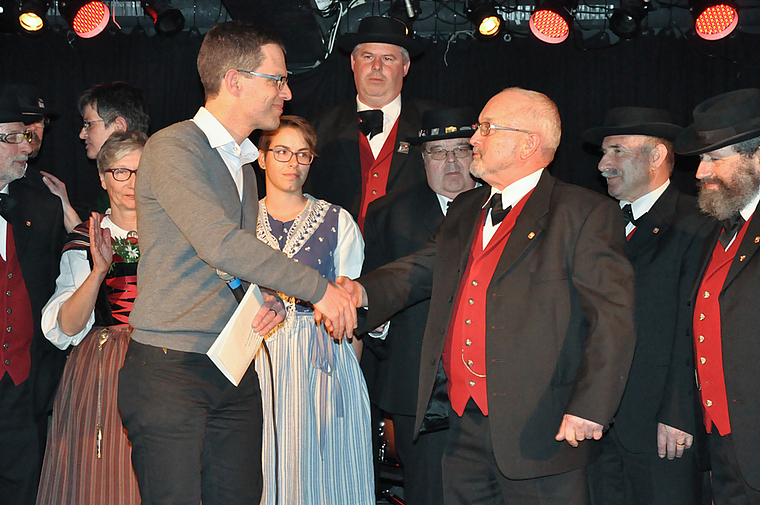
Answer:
[{"left": 313, "top": 280, "right": 358, "bottom": 340}]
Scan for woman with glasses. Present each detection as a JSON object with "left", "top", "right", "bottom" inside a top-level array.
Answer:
[
  {"left": 255, "top": 116, "right": 373, "bottom": 505},
  {"left": 36, "top": 131, "right": 147, "bottom": 505}
]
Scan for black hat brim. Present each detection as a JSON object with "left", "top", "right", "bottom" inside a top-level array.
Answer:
[
  {"left": 674, "top": 124, "right": 760, "bottom": 155},
  {"left": 338, "top": 33, "right": 424, "bottom": 58},
  {"left": 583, "top": 123, "right": 684, "bottom": 145},
  {"left": 0, "top": 113, "right": 37, "bottom": 125},
  {"left": 408, "top": 129, "right": 476, "bottom": 145}
]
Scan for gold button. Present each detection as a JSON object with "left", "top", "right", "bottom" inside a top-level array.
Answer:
[
  {"left": 465, "top": 319, "right": 472, "bottom": 325},
  {"left": 469, "top": 380, "right": 475, "bottom": 386},
  {"left": 706, "top": 400, "right": 713, "bottom": 407},
  {"left": 528, "top": 232, "right": 535, "bottom": 239},
  {"left": 467, "top": 360, "right": 473, "bottom": 366},
  {"left": 740, "top": 255, "right": 746, "bottom": 261},
  {"left": 372, "top": 190, "right": 377, "bottom": 195},
  {"left": 472, "top": 280, "right": 478, "bottom": 286},
  {"left": 465, "top": 339, "right": 472, "bottom": 346},
  {"left": 703, "top": 291, "right": 710, "bottom": 298},
  {"left": 372, "top": 173, "right": 378, "bottom": 178},
  {"left": 699, "top": 313, "right": 705, "bottom": 321},
  {"left": 699, "top": 335, "right": 705, "bottom": 342},
  {"left": 468, "top": 299, "right": 474, "bottom": 305},
  {"left": 700, "top": 357, "right": 706, "bottom": 364},
  {"left": 755, "top": 236, "right": 759, "bottom": 244}
]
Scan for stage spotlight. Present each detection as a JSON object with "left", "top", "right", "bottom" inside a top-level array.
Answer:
[
  {"left": 610, "top": 0, "right": 646, "bottom": 39},
  {"left": 468, "top": 1, "right": 503, "bottom": 39},
  {"left": 530, "top": 0, "right": 575, "bottom": 44},
  {"left": 141, "top": 0, "right": 184, "bottom": 37},
  {"left": 691, "top": 0, "right": 738, "bottom": 40},
  {"left": 18, "top": 0, "right": 49, "bottom": 32},
  {"left": 58, "top": 0, "right": 109, "bottom": 38}
]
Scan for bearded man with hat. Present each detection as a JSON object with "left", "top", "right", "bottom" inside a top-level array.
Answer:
[
  {"left": 0, "top": 85, "right": 67, "bottom": 505},
  {"left": 675, "top": 88, "right": 760, "bottom": 504},
  {"left": 361, "top": 107, "right": 478, "bottom": 505},
  {"left": 583, "top": 107, "right": 715, "bottom": 505},
  {"left": 306, "top": 15, "right": 438, "bottom": 232}
]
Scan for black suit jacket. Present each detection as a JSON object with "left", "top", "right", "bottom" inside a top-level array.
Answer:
[
  {"left": 361, "top": 181, "right": 444, "bottom": 415},
  {"left": 359, "top": 171, "right": 637, "bottom": 479},
  {"left": 690, "top": 206, "right": 760, "bottom": 489},
  {"left": 613, "top": 184, "right": 716, "bottom": 454},
  {"left": 306, "top": 95, "right": 438, "bottom": 219},
  {"left": 6, "top": 171, "right": 67, "bottom": 419}
]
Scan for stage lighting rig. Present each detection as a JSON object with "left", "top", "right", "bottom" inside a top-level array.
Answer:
[
  {"left": 58, "top": 0, "right": 109, "bottom": 38},
  {"left": 18, "top": 0, "right": 49, "bottom": 32},
  {"left": 691, "top": 0, "right": 738, "bottom": 40},
  {"left": 467, "top": 0, "right": 504, "bottom": 39},
  {"left": 530, "top": 0, "right": 576, "bottom": 44},
  {"left": 610, "top": 0, "right": 648, "bottom": 39},
  {"left": 142, "top": 0, "right": 184, "bottom": 37}
]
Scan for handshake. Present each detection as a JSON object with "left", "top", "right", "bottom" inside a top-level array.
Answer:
[{"left": 313, "top": 276, "right": 367, "bottom": 340}]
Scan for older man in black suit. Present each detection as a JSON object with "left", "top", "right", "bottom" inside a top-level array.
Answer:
[
  {"left": 0, "top": 86, "right": 66, "bottom": 505},
  {"left": 335, "top": 87, "right": 637, "bottom": 505},
  {"left": 582, "top": 108, "right": 715, "bottom": 505},
  {"left": 306, "top": 16, "right": 437, "bottom": 231},
  {"left": 362, "top": 107, "right": 478, "bottom": 505},
  {"left": 675, "top": 88, "right": 760, "bottom": 505}
]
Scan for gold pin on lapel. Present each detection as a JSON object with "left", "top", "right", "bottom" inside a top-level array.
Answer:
[
  {"left": 740, "top": 255, "right": 746, "bottom": 261},
  {"left": 528, "top": 232, "right": 536, "bottom": 239},
  {"left": 25, "top": 221, "right": 31, "bottom": 227},
  {"left": 755, "top": 236, "right": 759, "bottom": 244},
  {"left": 653, "top": 227, "right": 659, "bottom": 234}
]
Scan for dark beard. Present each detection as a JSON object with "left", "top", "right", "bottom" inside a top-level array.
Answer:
[{"left": 698, "top": 160, "right": 760, "bottom": 221}]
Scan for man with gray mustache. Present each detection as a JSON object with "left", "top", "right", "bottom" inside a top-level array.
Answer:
[{"left": 583, "top": 107, "right": 714, "bottom": 505}]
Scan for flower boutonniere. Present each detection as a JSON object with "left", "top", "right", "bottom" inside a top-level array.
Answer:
[{"left": 111, "top": 231, "right": 139, "bottom": 264}]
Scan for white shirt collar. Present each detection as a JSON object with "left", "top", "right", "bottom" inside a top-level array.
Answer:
[
  {"left": 191, "top": 107, "right": 259, "bottom": 164},
  {"left": 484, "top": 169, "right": 544, "bottom": 210},
  {"left": 740, "top": 189, "right": 760, "bottom": 222},
  {"left": 619, "top": 179, "right": 670, "bottom": 221},
  {"left": 356, "top": 93, "right": 402, "bottom": 131}
]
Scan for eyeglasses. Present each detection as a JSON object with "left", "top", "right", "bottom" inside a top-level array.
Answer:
[
  {"left": 0, "top": 130, "right": 33, "bottom": 144},
  {"left": 473, "top": 122, "right": 532, "bottom": 137},
  {"left": 236, "top": 69, "right": 289, "bottom": 90},
  {"left": 267, "top": 147, "right": 315, "bottom": 165},
  {"left": 82, "top": 119, "right": 105, "bottom": 131},
  {"left": 424, "top": 145, "right": 473, "bottom": 161},
  {"left": 104, "top": 168, "right": 138, "bottom": 181}
]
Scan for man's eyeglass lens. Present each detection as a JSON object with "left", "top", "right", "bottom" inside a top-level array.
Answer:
[
  {"left": 0, "top": 131, "right": 33, "bottom": 144},
  {"left": 426, "top": 146, "right": 472, "bottom": 160}
]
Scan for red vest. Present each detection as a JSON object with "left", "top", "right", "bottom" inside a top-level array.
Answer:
[
  {"left": 357, "top": 118, "right": 401, "bottom": 232},
  {"left": 693, "top": 216, "right": 752, "bottom": 435},
  {"left": 0, "top": 225, "right": 34, "bottom": 385},
  {"left": 443, "top": 191, "right": 533, "bottom": 416}
]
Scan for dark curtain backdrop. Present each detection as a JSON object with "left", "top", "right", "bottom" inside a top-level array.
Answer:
[{"left": 3, "top": 28, "right": 760, "bottom": 211}]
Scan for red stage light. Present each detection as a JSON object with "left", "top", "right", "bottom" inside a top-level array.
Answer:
[
  {"left": 530, "top": 8, "right": 570, "bottom": 44},
  {"left": 695, "top": 3, "right": 738, "bottom": 40},
  {"left": 58, "top": 0, "right": 109, "bottom": 38}
]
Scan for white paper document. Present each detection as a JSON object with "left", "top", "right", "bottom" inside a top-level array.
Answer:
[{"left": 206, "top": 284, "right": 265, "bottom": 386}]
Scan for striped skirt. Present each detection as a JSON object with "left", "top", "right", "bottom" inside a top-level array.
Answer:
[
  {"left": 256, "top": 312, "right": 374, "bottom": 505},
  {"left": 36, "top": 325, "right": 140, "bottom": 505}
]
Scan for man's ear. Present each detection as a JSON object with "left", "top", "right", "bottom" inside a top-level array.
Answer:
[
  {"left": 522, "top": 133, "right": 541, "bottom": 159},
  {"left": 222, "top": 69, "right": 243, "bottom": 97},
  {"left": 112, "top": 116, "right": 128, "bottom": 132},
  {"left": 650, "top": 143, "right": 667, "bottom": 170}
]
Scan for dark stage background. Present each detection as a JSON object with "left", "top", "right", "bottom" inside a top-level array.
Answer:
[{"left": 2, "top": 28, "right": 760, "bottom": 212}]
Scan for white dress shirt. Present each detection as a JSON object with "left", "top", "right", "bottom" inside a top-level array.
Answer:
[
  {"left": 619, "top": 179, "right": 670, "bottom": 236},
  {"left": 482, "top": 169, "right": 544, "bottom": 248},
  {"left": 357, "top": 94, "right": 402, "bottom": 158},
  {"left": 192, "top": 107, "right": 259, "bottom": 201}
]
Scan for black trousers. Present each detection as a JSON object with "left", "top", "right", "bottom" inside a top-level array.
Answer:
[
  {"left": 118, "top": 341, "right": 263, "bottom": 505},
  {"left": 587, "top": 425, "right": 704, "bottom": 505},
  {"left": 393, "top": 412, "right": 447, "bottom": 505},
  {"left": 708, "top": 429, "right": 760, "bottom": 505},
  {"left": 0, "top": 373, "right": 41, "bottom": 505},
  {"left": 442, "top": 400, "right": 589, "bottom": 505}
]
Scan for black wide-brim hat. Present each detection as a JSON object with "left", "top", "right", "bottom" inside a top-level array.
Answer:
[
  {"left": 0, "top": 85, "right": 37, "bottom": 125},
  {"left": 583, "top": 107, "right": 683, "bottom": 145},
  {"left": 338, "top": 16, "right": 424, "bottom": 58},
  {"left": 13, "top": 84, "right": 59, "bottom": 119},
  {"left": 675, "top": 88, "right": 760, "bottom": 155},
  {"left": 408, "top": 107, "right": 477, "bottom": 144}
]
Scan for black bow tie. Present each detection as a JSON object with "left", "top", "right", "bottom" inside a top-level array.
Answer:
[
  {"left": 718, "top": 213, "right": 745, "bottom": 249},
  {"left": 621, "top": 204, "right": 638, "bottom": 226},
  {"left": 358, "top": 110, "right": 384, "bottom": 140},
  {"left": 0, "top": 193, "right": 16, "bottom": 221},
  {"left": 486, "top": 193, "right": 512, "bottom": 226}
]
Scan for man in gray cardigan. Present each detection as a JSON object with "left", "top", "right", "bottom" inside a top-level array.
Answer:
[{"left": 119, "top": 21, "right": 357, "bottom": 505}]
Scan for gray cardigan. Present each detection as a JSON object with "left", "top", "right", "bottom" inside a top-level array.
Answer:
[{"left": 130, "top": 121, "right": 328, "bottom": 353}]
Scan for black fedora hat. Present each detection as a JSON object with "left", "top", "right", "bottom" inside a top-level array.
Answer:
[
  {"left": 409, "top": 107, "right": 477, "bottom": 144},
  {"left": 13, "top": 84, "right": 58, "bottom": 119},
  {"left": 583, "top": 107, "right": 683, "bottom": 145},
  {"left": 675, "top": 89, "right": 760, "bottom": 155},
  {"left": 338, "top": 16, "right": 424, "bottom": 58},
  {"left": 0, "top": 85, "right": 36, "bottom": 125}
]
